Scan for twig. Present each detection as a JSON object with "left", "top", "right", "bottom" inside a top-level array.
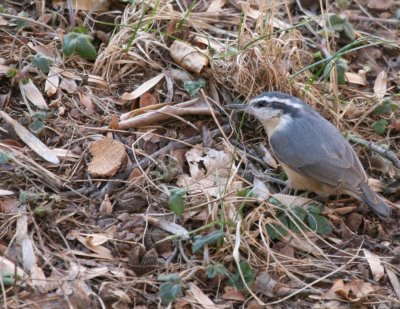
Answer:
[{"left": 348, "top": 134, "right": 400, "bottom": 169}]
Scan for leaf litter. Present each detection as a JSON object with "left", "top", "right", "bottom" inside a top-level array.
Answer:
[{"left": 0, "top": 0, "right": 400, "bottom": 308}]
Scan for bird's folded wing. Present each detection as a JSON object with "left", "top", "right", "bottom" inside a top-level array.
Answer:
[{"left": 270, "top": 121, "right": 366, "bottom": 192}]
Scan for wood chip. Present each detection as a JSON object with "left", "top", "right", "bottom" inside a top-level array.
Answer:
[{"left": 87, "top": 136, "right": 127, "bottom": 177}]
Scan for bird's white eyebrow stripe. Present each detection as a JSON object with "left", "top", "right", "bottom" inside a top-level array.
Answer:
[{"left": 250, "top": 97, "right": 303, "bottom": 108}]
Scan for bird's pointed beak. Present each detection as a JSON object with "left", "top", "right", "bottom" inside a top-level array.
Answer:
[{"left": 226, "top": 104, "right": 248, "bottom": 111}]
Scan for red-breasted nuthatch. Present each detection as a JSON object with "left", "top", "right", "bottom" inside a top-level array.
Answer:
[{"left": 228, "top": 91, "right": 391, "bottom": 219}]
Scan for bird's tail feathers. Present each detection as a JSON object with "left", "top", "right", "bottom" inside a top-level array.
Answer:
[{"left": 359, "top": 182, "right": 391, "bottom": 220}]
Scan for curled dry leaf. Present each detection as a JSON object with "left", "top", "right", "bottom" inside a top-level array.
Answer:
[
  {"left": 71, "top": 230, "right": 114, "bottom": 260},
  {"left": 363, "top": 249, "right": 384, "bottom": 281},
  {"left": 117, "top": 98, "right": 215, "bottom": 130},
  {"left": 0, "top": 111, "right": 60, "bottom": 164},
  {"left": 121, "top": 73, "right": 165, "bottom": 101},
  {"left": 87, "top": 136, "right": 127, "bottom": 177},
  {"left": 170, "top": 40, "right": 209, "bottom": 74},
  {"left": 44, "top": 66, "right": 60, "bottom": 96},
  {"left": 20, "top": 79, "right": 48, "bottom": 109},
  {"left": 373, "top": 71, "right": 387, "bottom": 99}
]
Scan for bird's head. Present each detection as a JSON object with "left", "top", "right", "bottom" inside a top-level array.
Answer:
[{"left": 227, "top": 91, "right": 304, "bottom": 123}]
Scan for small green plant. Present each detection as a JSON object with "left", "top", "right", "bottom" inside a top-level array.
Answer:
[
  {"left": 30, "top": 54, "right": 52, "bottom": 74},
  {"left": 192, "top": 230, "right": 224, "bottom": 253},
  {"left": 228, "top": 260, "right": 255, "bottom": 290},
  {"left": 266, "top": 198, "right": 332, "bottom": 240},
  {"left": 2, "top": 273, "right": 16, "bottom": 287},
  {"left": 327, "top": 15, "right": 355, "bottom": 41},
  {"left": 168, "top": 188, "right": 187, "bottom": 216},
  {"left": 373, "top": 99, "right": 398, "bottom": 115},
  {"left": 206, "top": 263, "right": 229, "bottom": 279},
  {"left": 158, "top": 274, "right": 183, "bottom": 305},
  {"left": 184, "top": 78, "right": 206, "bottom": 97},
  {"left": 28, "top": 111, "right": 48, "bottom": 135},
  {"left": 372, "top": 119, "right": 388, "bottom": 135},
  {"left": 63, "top": 30, "right": 96, "bottom": 60},
  {"left": 0, "top": 152, "right": 11, "bottom": 164}
]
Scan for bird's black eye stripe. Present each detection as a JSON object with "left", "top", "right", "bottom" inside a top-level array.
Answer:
[{"left": 254, "top": 100, "right": 300, "bottom": 117}]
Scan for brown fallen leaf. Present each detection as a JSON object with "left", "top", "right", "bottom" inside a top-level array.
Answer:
[
  {"left": 206, "top": 0, "right": 227, "bottom": 13},
  {"left": 373, "top": 71, "right": 387, "bottom": 99},
  {"left": 170, "top": 40, "right": 209, "bottom": 74},
  {"left": 71, "top": 231, "right": 114, "bottom": 260},
  {"left": 324, "top": 279, "right": 374, "bottom": 301},
  {"left": 367, "top": 0, "right": 392, "bottom": 10},
  {"left": 79, "top": 92, "right": 96, "bottom": 112},
  {"left": 20, "top": 79, "right": 48, "bottom": 109},
  {"left": 117, "top": 99, "right": 216, "bottom": 130},
  {"left": 0, "top": 111, "right": 60, "bottom": 164},
  {"left": 187, "top": 282, "right": 217, "bottom": 309},
  {"left": 222, "top": 286, "right": 246, "bottom": 301},
  {"left": 121, "top": 73, "right": 165, "bottom": 101},
  {"left": 345, "top": 72, "right": 367, "bottom": 86},
  {"left": 87, "top": 136, "right": 127, "bottom": 177},
  {"left": 45, "top": 66, "right": 60, "bottom": 96},
  {"left": 363, "top": 249, "right": 384, "bottom": 281},
  {"left": 139, "top": 92, "right": 157, "bottom": 108}
]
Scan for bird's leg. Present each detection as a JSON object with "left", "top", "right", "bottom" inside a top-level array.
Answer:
[{"left": 279, "top": 180, "right": 297, "bottom": 195}]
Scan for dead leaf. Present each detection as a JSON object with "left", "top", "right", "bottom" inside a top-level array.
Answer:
[
  {"left": 345, "top": 72, "right": 367, "bottom": 85},
  {"left": 20, "top": 79, "right": 48, "bottom": 109},
  {"left": 99, "top": 194, "right": 113, "bottom": 214},
  {"left": 222, "top": 286, "right": 246, "bottom": 301},
  {"left": 52, "top": 0, "right": 108, "bottom": 11},
  {"left": 187, "top": 282, "right": 216, "bottom": 309},
  {"left": 272, "top": 193, "right": 316, "bottom": 207},
  {"left": 206, "top": 0, "right": 227, "bottom": 12},
  {"left": 146, "top": 216, "right": 189, "bottom": 239},
  {"left": 0, "top": 64, "right": 11, "bottom": 75},
  {"left": 117, "top": 99, "right": 215, "bottom": 129},
  {"left": 368, "top": 0, "right": 392, "bottom": 10},
  {"left": 79, "top": 92, "right": 96, "bottom": 112},
  {"left": 139, "top": 92, "right": 157, "bottom": 108},
  {"left": 60, "top": 77, "right": 78, "bottom": 94},
  {"left": 170, "top": 40, "right": 209, "bottom": 74},
  {"left": 121, "top": 73, "right": 165, "bottom": 101},
  {"left": 251, "top": 177, "right": 270, "bottom": 200},
  {"left": 71, "top": 231, "right": 114, "bottom": 260},
  {"left": 324, "top": 279, "right": 374, "bottom": 301},
  {"left": 0, "top": 189, "right": 15, "bottom": 196},
  {"left": 87, "top": 137, "right": 127, "bottom": 177},
  {"left": 363, "top": 249, "right": 384, "bottom": 281},
  {"left": 385, "top": 265, "right": 400, "bottom": 300},
  {"left": 0, "top": 111, "right": 60, "bottom": 164},
  {"left": 109, "top": 114, "right": 119, "bottom": 130},
  {"left": 0, "top": 16, "right": 7, "bottom": 26},
  {"left": 253, "top": 272, "right": 277, "bottom": 297},
  {"left": 45, "top": 66, "right": 60, "bottom": 96},
  {"left": 373, "top": 71, "right": 387, "bottom": 99}
]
